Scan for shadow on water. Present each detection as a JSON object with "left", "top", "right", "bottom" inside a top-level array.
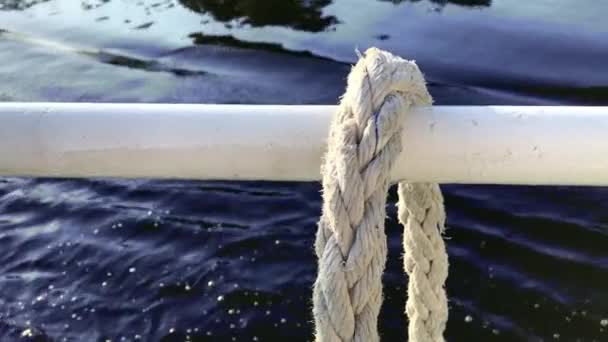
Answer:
[{"left": 179, "top": 0, "right": 338, "bottom": 32}]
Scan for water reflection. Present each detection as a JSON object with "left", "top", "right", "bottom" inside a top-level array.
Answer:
[
  {"left": 0, "top": 0, "right": 51, "bottom": 10},
  {"left": 0, "top": 0, "right": 491, "bottom": 31},
  {"left": 178, "top": 0, "right": 492, "bottom": 34},
  {"left": 179, "top": 0, "right": 338, "bottom": 32},
  {"left": 382, "top": 0, "right": 491, "bottom": 8},
  {"left": 188, "top": 32, "right": 319, "bottom": 56}
]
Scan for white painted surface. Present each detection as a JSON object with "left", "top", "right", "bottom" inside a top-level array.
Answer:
[{"left": 0, "top": 103, "right": 607, "bottom": 185}]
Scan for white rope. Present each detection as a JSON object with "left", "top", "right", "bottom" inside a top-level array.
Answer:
[
  {"left": 313, "top": 47, "right": 448, "bottom": 341},
  {"left": 399, "top": 183, "right": 448, "bottom": 342}
]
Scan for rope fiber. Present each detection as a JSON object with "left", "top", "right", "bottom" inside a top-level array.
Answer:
[{"left": 313, "top": 48, "right": 448, "bottom": 342}]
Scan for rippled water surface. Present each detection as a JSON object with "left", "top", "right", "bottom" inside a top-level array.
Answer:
[{"left": 1, "top": 0, "right": 608, "bottom": 341}]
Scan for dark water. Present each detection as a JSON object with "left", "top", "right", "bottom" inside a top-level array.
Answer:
[{"left": 1, "top": 0, "right": 608, "bottom": 341}]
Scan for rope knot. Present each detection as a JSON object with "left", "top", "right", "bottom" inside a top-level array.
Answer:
[{"left": 314, "top": 48, "right": 448, "bottom": 342}]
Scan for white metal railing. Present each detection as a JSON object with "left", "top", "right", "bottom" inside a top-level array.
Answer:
[{"left": 1, "top": 102, "right": 607, "bottom": 185}]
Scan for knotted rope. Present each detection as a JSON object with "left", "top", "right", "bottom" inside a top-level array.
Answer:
[{"left": 313, "top": 48, "right": 448, "bottom": 342}]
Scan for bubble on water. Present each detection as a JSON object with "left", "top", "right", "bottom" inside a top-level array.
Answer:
[
  {"left": 253, "top": 301, "right": 259, "bottom": 307},
  {"left": 228, "top": 309, "right": 235, "bottom": 315},
  {"left": 601, "top": 319, "right": 608, "bottom": 327},
  {"left": 21, "top": 328, "right": 33, "bottom": 338},
  {"left": 230, "top": 324, "right": 235, "bottom": 329},
  {"left": 464, "top": 315, "right": 473, "bottom": 323},
  {"left": 217, "top": 295, "right": 224, "bottom": 302},
  {"left": 208, "top": 281, "right": 215, "bottom": 287},
  {"left": 553, "top": 333, "right": 560, "bottom": 339},
  {"left": 169, "top": 328, "right": 175, "bottom": 333},
  {"left": 129, "top": 267, "right": 136, "bottom": 273},
  {"left": 185, "top": 284, "right": 191, "bottom": 291},
  {"left": 102, "top": 281, "right": 107, "bottom": 287},
  {"left": 492, "top": 329, "right": 499, "bottom": 335},
  {"left": 275, "top": 240, "right": 280, "bottom": 245},
  {"left": 534, "top": 303, "right": 540, "bottom": 309},
  {"left": 280, "top": 318, "right": 287, "bottom": 324}
]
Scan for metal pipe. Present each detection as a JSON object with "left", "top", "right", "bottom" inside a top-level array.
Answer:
[{"left": 1, "top": 102, "right": 607, "bottom": 185}]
